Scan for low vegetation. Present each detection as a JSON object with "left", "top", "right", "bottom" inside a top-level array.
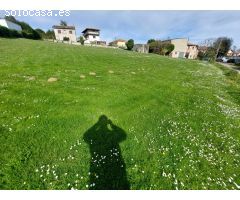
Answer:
[{"left": 148, "top": 40, "right": 175, "bottom": 56}]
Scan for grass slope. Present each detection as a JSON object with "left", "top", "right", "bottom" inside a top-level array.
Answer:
[{"left": 0, "top": 38, "right": 240, "bottom": 190}]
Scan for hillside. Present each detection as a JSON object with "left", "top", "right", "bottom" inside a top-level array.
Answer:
[{"left": 0, "top": 38, "right": 240, "bottom": 189}]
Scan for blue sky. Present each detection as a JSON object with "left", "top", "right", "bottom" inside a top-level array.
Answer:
[{"left": 4, "top": 10, "right": 240, "bottom": 47}]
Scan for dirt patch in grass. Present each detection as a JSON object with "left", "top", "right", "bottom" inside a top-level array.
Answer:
[
  {"left": 47, "top": 77, "right": 58, "bottom": 82},
  {"left": 80, "top": 75, "right": 86, "bottom": 79},
  {"left": 89, "top": 72, "right": 96, "bottom": 76}
]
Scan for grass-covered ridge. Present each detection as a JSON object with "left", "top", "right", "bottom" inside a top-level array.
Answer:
[{"left": 0, "top": 38, "right": 240, "bottom": 190}]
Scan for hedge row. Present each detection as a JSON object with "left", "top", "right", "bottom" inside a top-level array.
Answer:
[{"left": 0, "top": 25, "right": 41, "bottom": 40}]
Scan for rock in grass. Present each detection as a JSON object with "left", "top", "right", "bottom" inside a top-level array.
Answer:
[
  {"left": 80, "top": 75, "right": 86, "bottom": 79},
  {"left": 131, "top": 71, "right": 136, "bottom": 75},
  {"left": 28, "top": 76, "right": 35, "bottom": 81},
  {"left": 47, "top": 77, "right": 58, "bottom": 82},
  {"left": 89, "top": 72, "right": 96, "bottom": 76},
  {"left": 108, "top": 70, "right": 114, "bottom": 74}
]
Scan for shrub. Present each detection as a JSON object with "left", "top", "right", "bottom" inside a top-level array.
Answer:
[
  {"left": 126, "top": 39, "right": 134, "bottom": 50},
  {"left": 63, "top": 37, "right": 70, "bottom": 41},
  {"left": 31, "top": 30, "right": 41, "bottom": 40},
  {"left": 21, "top": 30, "right": 41, "bottom": 40},
  {"left": 148, "top": 41, "right": 174, "bottom": 55},
  {"left": 22, "top": 31, "right": 34, "bottom": 39},
  {"left": 162, "top": 43, "right": 174, "bottom": 55},
  {"left": 79, "top": 36, "right": 85, "bottom": 45},
  {"left": 35, "top": 29, "right": 46, "bottom": 39},
  {"left": 10, "top": 30, "right": 22, "bottom": 38},
  {"left": 0, "top": 25, "right": 11, "bottom": 37},
  {"left": 0, "top": 25, "right": 22, "bottom": 38},
  {"left": 197, "top": 51, "right": 205, "bottom": 60},
  {"left": 45, "top": 30, "right": 55, "bottom": 40},
  {"left": 149, "top": 41, "right": 160, "bottom": 53},
  {"left": 205, "top": 47, "right": 216, "bottom": 62}
]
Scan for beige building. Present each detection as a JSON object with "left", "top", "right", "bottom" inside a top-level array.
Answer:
[
  {"left": 109, "top": 39, "right": 127, "bottom": 48},
  {"left": 186, "top": 43, "right": 199, "bottom": 59},
  {"left": 53, "top": 25, "right": 77, "bottom": 43},
  {"left": 132, "top": 44, "right": 149, "bottom": 53},
  {"left": 168, "top": 38, "right": 188, "bottom": 58},
  {"left": 163, "top": 38, "right": 198, "bottom": 59}
]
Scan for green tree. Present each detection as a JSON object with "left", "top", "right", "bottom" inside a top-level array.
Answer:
[
  {"left": 126, "top": 39, "right": 134, "bottom": 50},
  {"left": 161, "top": 43, "right": 174, "bottom": 56},
  {"left": 148, "top": 40, "right": 162, "bottom": 54},
  {"left": 32, "top": 29, "right": 41, "bottom": 40},
  {"left": 60, "top": 20, "right": 67, "bottom": 26},
  {"left": 148, "top": 41, "right": 174, "bottom": 56},
  {"left": 0, "top": 25, "right": 22, "bottom": 38},
  {"left": 35, "top": 29, "right": 46, "bottom": 39},
  {"left": 4, "top": 15, "right": 41, "bottom": 40},
  {"left": 147, "top": 39, "right": 155, "bottom": 44},
  {"left": 45, "top": 30, "right": 55, "bottom": 40},
  {"left": 18, "top": 22, "right": 33, "bottom": 33},
  {"left": 4, "top": 16, "right": 18, "bottom": 23},
  {"left": 0, "top": 25, "right": 11, "bottom": 37},
  {"left": 205, "top": 47, "right": 216, "bottom": 62},
  {"left": 80, "top": 36, "right": 85, "bottom": 45},
  {"left": 213, "top": 37, "right": 233, "bottom": 57}
]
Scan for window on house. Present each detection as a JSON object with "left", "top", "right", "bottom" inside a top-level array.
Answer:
[
  {"left": 69, "top": 30, "right": 72, "bottom": 34},
  {"left": 58, "top": 30, "right": 61, "bottom": 34},
  {"left": 93, "top": 35, "right": 96, "bottom": 39}
]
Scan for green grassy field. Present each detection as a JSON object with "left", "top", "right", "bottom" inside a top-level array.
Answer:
[{"left": 0, "top": 38, "right": 240, "bottom": 190}]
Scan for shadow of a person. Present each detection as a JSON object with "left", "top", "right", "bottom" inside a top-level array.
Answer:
[{"left": 83, "top": 115, "right": 130, "bottom": 190}]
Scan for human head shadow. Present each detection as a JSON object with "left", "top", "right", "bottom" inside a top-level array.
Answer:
[{"left": 83, "top": 115, "right": 130, "bottom": 190}]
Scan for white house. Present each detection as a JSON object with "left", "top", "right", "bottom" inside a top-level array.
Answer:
[
  {"left": 82, "top": 28, "right": 101, "bottom": 44},
  {"left": 0, "top": 19, "right": 22, "bottom": 31},
  {"left": 52, "top": 25, "right": 77, "bottom": 43}
]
